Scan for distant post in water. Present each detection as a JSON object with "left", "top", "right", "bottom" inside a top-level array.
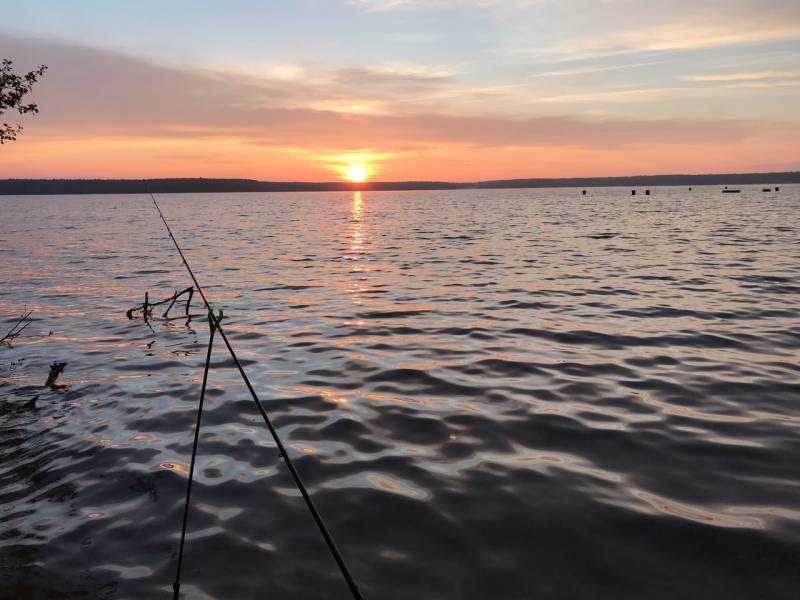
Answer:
[
  {"left": 645, "top": 189, "right": 650, "bottom": 195},
  {"left": 631, "top": 190, "right": 636, "bottom": 196},
  {"left": 582, "top": 190, "right": 586, "bottom": 195}
]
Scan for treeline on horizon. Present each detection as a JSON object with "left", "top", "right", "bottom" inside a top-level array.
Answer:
[{"left": 1, "top": 172, "right": 798, "bottom": 195}]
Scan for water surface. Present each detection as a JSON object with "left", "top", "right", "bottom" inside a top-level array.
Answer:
[{"left": 1, "top": 187, "right": 799, "bottom": 599}]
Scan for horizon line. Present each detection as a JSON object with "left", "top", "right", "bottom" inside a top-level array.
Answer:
[{"left": 2, "top": 169, "right": 799, "bottom": 186}]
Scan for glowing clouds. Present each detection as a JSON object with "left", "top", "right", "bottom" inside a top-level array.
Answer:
[{"left": 321, "top": 151, "right": 393, "bottom": 182}]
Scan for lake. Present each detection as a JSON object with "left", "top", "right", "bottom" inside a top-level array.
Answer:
[{"left": 1, "top": 187, "right": 799, "bottom": 599}]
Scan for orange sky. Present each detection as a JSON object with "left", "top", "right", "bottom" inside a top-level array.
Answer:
[{"left": 4, "top": 134, "right": 799, "bottom": 182}]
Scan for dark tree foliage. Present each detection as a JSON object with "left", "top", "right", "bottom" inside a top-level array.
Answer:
[{"left": 1, "top": 59, "right": 47, "bottom": 144}]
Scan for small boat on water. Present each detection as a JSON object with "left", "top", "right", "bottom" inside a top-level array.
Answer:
[{"left": 722, "top": 189, "right": 741, "bottom": 193}]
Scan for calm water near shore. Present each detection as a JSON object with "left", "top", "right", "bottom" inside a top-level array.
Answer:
[{"left": 1, "top": 187, "right": 799, "bottom": 599}]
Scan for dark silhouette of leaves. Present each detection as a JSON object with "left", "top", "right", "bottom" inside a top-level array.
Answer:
[{"left": 1, "top": 59, "right": 47, "bottom": 144}]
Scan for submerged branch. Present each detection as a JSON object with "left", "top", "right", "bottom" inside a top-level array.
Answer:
[
  {"left": 0, "top": 309, "right": 33, "bottom": 346},
  {"left": 127, "top": 287, "right": 194, "bottom": 320},
  {"left": 45, "top": 361, "right": 67, "bottom": 390}
]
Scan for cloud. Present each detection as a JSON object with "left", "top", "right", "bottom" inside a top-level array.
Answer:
[
  {"left": 530, "top": 60, "right": 672, "bottom": 78},
  {"left": 684, "top": 70, "right": 800, "bottom": 82},
  {"left": 494, "top": 1, "right": 800, "bottom": 59},
  {"left": 4, "top": 36, "right": 783, "bottom": 145},
  {"left": 332, "top": 64, "right": 456, "bottom": 85},
  {"left": 1, "top": 34, "right": 798, "bottom": 180}
]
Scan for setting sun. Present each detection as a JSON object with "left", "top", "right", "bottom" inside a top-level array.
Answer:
[{"left": 345, "top": 164, "right": 368, "bottom": 183}]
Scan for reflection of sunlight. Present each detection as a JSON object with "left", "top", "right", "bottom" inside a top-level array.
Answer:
[
  {"left": 159, "top": 461, "right": 189, "bottom": 474},
  {"left": 348, "top": 192, "right": 368, "bottom": 299},
  {"left": 350, "top": 192, "right": 364, "bottom": 255}
]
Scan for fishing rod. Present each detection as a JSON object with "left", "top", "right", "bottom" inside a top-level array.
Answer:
[
  {"left": 173, "top": 311, "right": 218, "bottom": 599},
  {"left": 149, "top": 192, "right": 365, "bottom": 600}
]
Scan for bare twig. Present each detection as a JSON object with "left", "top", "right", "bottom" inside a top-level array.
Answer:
[
  {"left": 127, "top": 287, "right": 194, "bottom": 320},
  {"left": 0, "top": 308, "right": 33, "bottom": 346}
]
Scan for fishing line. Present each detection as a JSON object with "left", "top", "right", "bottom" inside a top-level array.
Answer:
[{"left": 150, "top": 192, "right": 364, "bottom": 600}]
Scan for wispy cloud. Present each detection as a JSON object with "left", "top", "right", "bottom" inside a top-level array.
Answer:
[
  {"left": 531, "top": 60, "right": 671, "bottom": 78},
  {"left": 499, "top": 1, "right": 800, "bottom": 60},
  {"left": 684, "top": 70, "right": 800, "bottom": 82}
]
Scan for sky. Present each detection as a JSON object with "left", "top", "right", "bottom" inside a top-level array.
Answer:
[{"left": 1, "top": 0, "right": 799, "bottom": 181}]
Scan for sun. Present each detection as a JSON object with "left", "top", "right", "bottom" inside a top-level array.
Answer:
[{"left": 345, "top": 163, "right": 368, "bottom": 183}]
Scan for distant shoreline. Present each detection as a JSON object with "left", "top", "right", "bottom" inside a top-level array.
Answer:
[{"left": 1, "top": 171, "right": 798, "bottom": 195}]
